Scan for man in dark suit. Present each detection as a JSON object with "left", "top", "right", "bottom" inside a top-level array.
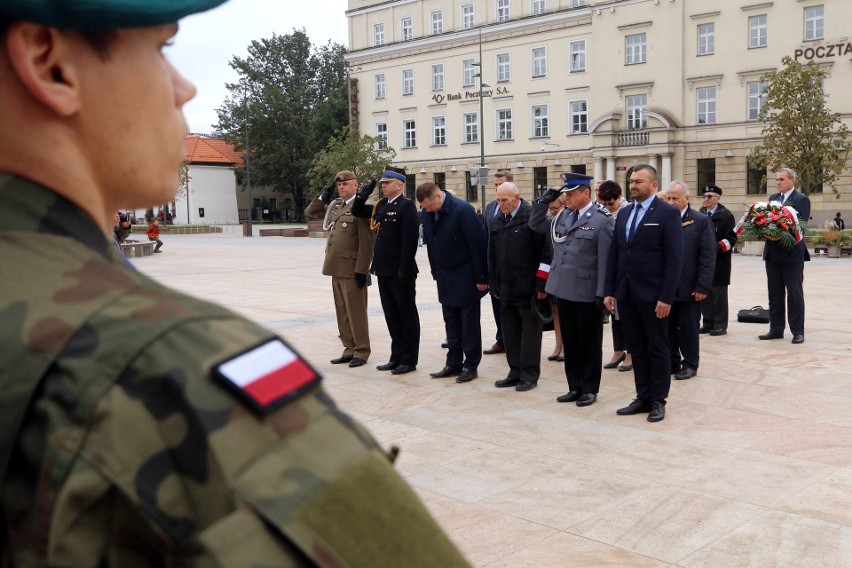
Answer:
[
  {"left": 351, "top": 166, "right": 421, "bottom": 374},
  {"left": 604, "top": 165, "right": 683, "bottom": 422},
  {"left": 481, "top": 169, "right": 513, "bottom": 355},
  {"left": 417, "top": 183, "right": 489, "bottom": 383},
  {"left": 699, "top": 185, "right": 737, "bottom": 336},
  {"left": 664, "top": 181, "right": 716, "bottom": 381},
  {"left": 761, "top": 167, "right": 811, "bottom": 344}
]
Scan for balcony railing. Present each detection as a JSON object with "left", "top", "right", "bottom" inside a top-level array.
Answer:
[{"left": 617, "top": 131, "right": 650, "bottom": 147}]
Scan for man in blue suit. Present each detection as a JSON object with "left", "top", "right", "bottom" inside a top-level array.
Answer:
[
  {"left": 604, "top": 165, "right": 683, "bottom": 422},
  {"left": 760, "top": 167, "right": 811, "bottom": 344},
  {"left": 417, "top": 183, "right": 489, "bottom": 383}
]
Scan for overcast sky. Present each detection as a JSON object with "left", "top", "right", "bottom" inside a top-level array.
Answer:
[{"left": 169, "top": 0, "right": 349, "bottom": 134}]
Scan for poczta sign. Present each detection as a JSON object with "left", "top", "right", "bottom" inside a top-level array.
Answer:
[
  {"left": 794, "top": 42, "right": 852, "bottom": 61},
  {"left": 431, "top": 86, "right": 510, "bottom": 104}
]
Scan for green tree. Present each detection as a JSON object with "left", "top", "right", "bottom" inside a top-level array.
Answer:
[
  {"left": 751, "top": 56, "right": 849, "bottom": 197},
  {"left": 215, "top": 30, "right": 349, "bottom": 220},
  {"left": 307, "top": 126, "right": 397, "bottom": 196}
]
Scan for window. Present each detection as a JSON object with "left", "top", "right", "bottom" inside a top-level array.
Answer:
[
  {"left": 625, "top": 33, "right": 647, "bottom": 64},
  {"left": 375, "top": 122, "right": 388, "bottom": 149},
  {"left": 403, "top": 119, "right": 416, "bottom": 148},
  {"left": 747, "top": 81, "right": 768, "bottom": 121},
  {"left": 569, "top": 40, "right": 586, "bottom": 72},
  {"left": 497, "top": 53, "right": 511, "bottom": 82},
  {"left": 464, "top": 112, "right": 479, "bottom": 143},
  {"left": 697, "top": 23, "right": 714, "bottom": 55},
  {"left": 804, "top": 5, "right": 823, "bottom": 41},
  {"left": 432, "top": 116, "right": 446, "bottom": 146},
  {"left": 570, "top": 100, "right": 588, "bottom": 134},
  {"left": 626, "top": 94, "right": 647, "bottom": 130},
  {"left": 406, "top": 174, "right": 416, "bottom": 199},
  {"left": 497, "top": 0, "right": 510, "bottom": 22},
  {"left": 433, "top": 172, "right": 446, "bottom": 190},
  {"left": 532, "top": 47, "right": 547, "bottom": 77},
  {"left": 462, "top": 59, "right": 476, "bottom": 88},
  {"left": 431, "top": 10, "right": 443, "bottom": 34},
  {"left": 375, "top": 73, "right": 386, "bottom": 99},
  {"left": 749, "top": 14, "right": 767, "bottom": 48},
  {"left": 697, "top": 86, "right": 716, "bottom": 124},
  {"left": 402, "top": 69, "right": 414, "bottom": 96},
  {"left": 697, "top": 158, "right": 716, "bottom": 190},
  {"left": 531, "top": 104, "right": 549, "bottom": 137},
  {"left": 401, "top": 16, "right": 413, "bottom": 41},
  {"left": 531, "top": 0, "right": 545, "bottom": 15},
  {"left": 431, "top": 63, "right": 444, "bottom": 91},
  {"left": 533, "top": 167, "right": 548, "bottom": 197},
  {"left": 497, "top": 108, "right": 513, "bottom": 140},
  {"left": 466, "top": 171, "right": 478, "bottom": 202},
  {"left": 462, "top": 4, "right": 475, "bottom": 29},
  {"left": 570, "top": 0, "right": 587, "bottom": 6},
  {"left": 747, "top": 160, "right": 766, "bottom": 195},
  {"left": 373, "top": 23, "right": 384, "bottom": 46}
]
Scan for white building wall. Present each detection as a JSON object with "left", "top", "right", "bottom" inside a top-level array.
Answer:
[{"left": 174, "top": 165, "right": 240, "bottom": 225}]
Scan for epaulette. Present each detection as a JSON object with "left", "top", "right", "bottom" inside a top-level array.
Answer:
[{"left": 595, "top": 203, "right": 612, "bottom": 216}]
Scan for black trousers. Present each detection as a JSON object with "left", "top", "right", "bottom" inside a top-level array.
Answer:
[
  {"left": 668, "top": 300, "right": 701, "bottom": 370},
  {"left": 490, "top": 294, "right": 504, "bottom": 347},
  {"left": 557, "top": 298, "right": 603, "bottom": 395},
  {"left": 765, "top": 261, "right": 805, "bottom": 336},
  {"left": 378, "top": 276, "right": 420, "bottom": 366},
  {"left": 443, "top": 301, "right": 482, "bottom": 371},
  {"left": 501, "top": 299, "right": 543, "bottom": 383},
  {"left": 618, "top": 292, "right": 671, "bottom": 403},
  {"left": 611, "top": 318, "right": 626, "bottom": 352},
  {"left": 700, "top": 285, "right": 729, "bottom": 330}
]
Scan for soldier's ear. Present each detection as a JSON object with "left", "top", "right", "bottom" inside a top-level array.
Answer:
[{"left": 4, "top": 23, "right": 81, "bottom": 117}]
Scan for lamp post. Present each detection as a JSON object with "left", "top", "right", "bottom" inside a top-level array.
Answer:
[
  {"left": 243, "top": 83, "right": 253, "bottom": 237},
  {"left": 473, "top": 28, "right": 490, "bottom": 212}
]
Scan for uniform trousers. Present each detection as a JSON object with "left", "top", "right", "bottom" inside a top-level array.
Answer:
[
  {"left": 500, "top": 299, "right": 542, "bottom": 382},
  {"left": 331, "top": 275, "right": 370, "bottom": 360},
  {"left": 700, "top": 285, "right": 729, "bottom": 330},
  {"left": 378, "top": 276, "right": 420, "bottom": 366},
  {"left": 618, "top": 290, "right": 672, "bottom": 403},
  {"left": 557, "top": 298, "right": 603, "bottom": 395},
  {"left": 668, "top": 300, "right": 701, "bottom": 370},
  {"left": 443, "top": 301, "right": 482, "bottom": 370},
  {"left": 765, "top": 261, "right": 805, "bottom": 336}
]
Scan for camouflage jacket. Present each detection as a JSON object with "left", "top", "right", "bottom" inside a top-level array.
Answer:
[{"left": 0, "top": 175, "right": 468, "bottom": 567}]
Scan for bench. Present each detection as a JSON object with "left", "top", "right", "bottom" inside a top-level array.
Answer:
[
  {"left": 841, "top": 246, "right": 852, "bottom": 257},
  {"left": 258, "top": 228, "right": 309, "bottom": 237},
  {"left": 814, "top": 245, "right": 828, "bottom": 255},
  {"left": 120, "top": 240, "right": 155, "bottom": 257},
  {"left": 259, "top": 229, "right": 286, "bottom": 237}
]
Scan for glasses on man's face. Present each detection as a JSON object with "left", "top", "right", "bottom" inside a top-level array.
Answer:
[{"left": 703, "top": 194, "right": 718, "bottom": 200}]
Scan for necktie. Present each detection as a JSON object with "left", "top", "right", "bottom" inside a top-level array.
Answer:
[
  {"left": 570, "top": 210, "right": 579, "bottom": 225},
  {"left": 504, "top": 214, "right": 511, "bottom": 223},
  {"left": 627, "top": 203, "right": 642, "bottom": 241},
  {"left": 707, "top": 210, "right": 713, "bottom": 217}
]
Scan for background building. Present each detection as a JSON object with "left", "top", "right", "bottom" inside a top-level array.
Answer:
[{"left": 345, "top": 0, "right": 851, "bottom": 222}]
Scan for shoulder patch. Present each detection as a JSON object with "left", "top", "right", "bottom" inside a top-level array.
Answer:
[{"left": 212, "top": 338, "right": 321, "bottom": 416}]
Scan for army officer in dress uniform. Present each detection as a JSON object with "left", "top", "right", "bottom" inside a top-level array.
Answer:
[
  {"left": 305, "top": 170, "right": 375, "bottom": 367},
  {"left": 351, "top": 166, "right": 421, "bottom": 374}
]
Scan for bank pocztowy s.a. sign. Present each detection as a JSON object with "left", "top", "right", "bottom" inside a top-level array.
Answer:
[
  {"left": 431, "top": 86, "right": 510, "bottom": 105},
  {"left": 794, "top": 42, "right": 852, "bottom": 61}
]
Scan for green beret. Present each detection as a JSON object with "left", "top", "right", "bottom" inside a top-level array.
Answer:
[{"left": 0, "top": 0, "right": 229, "bottom": 30}]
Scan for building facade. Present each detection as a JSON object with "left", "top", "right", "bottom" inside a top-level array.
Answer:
[{"left": 345, "top": 0, "right": 852, "bottom": 222}]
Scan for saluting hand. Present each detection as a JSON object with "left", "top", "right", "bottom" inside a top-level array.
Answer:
[
  {"left": 537, "top": 188, "right": 562, "bottom": 204},
  {"left": 357, "top": 179, "right": 377, "bottom": 201},
  {"left": 319, "top": 181, "right": 335, "bottom": 203}
]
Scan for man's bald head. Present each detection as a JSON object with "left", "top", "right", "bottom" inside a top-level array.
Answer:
[{"left": 496, "top": 182, "right": 520, "bottom": 214}]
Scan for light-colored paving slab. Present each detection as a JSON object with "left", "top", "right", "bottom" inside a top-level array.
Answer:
[{"left": 136, "top": 233, "right": 852, "bottom": 567}]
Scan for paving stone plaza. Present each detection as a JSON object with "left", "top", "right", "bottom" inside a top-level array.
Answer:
[{"left": 136, "top": 233, "right": 852, "bottom": 567}]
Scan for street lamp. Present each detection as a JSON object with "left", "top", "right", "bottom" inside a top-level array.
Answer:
[
  {"left": 243, "top": 83, "right": 253, "bottom": 237},
  {"left": 472, "top": 28, "right": 491, "bottom": 212}
]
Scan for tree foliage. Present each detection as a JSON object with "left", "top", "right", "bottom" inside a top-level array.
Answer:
[
  {"left": 751, "top": 56, "right": 849, "bottom": 197},
  {"left": 215, "top": 30, "right": 349, "bottom": 219},
  {"left": 307, "top": 126, "right": 397, "bottom": 192}
]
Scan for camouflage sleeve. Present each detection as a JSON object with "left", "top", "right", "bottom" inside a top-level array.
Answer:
[{"left": 49, "top": 316, "right": 469, "bottom": 567}]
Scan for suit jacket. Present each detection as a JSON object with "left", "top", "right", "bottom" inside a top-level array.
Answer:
[
  {"left": 351, "top": 193, "right": 420, "bottom": 278},
  {"left": 529, "top": 200, "right": 614, "bottom": 302},
  {"left": 699, "top": 203, "right": 737, "bottom": 286},
  {"left": 305, "top": 197, "right": 374, "bottom": 278},
  {"left": 604, "top": 196, "right": 683, "bottom": 305},
  {"left": 763, "top": 189, "right": 811, "bottom": 263},
  {"left": 421, "top": 191, "right": 488, "bottom": 307},
  {"left": 674, "top": 206, "right": 716, "bottom": 301},
  {"left": 489, "top": 200, "right": 552, "bottom": 303}
]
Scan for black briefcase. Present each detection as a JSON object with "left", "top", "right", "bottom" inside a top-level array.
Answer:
[{"left": 737, "top": 305, "right": 770, "bottom": 324}]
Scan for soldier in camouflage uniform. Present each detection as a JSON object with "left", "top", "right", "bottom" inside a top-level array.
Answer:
[{"left": 0, "top": 1, "right": 469, "bottom": 566}]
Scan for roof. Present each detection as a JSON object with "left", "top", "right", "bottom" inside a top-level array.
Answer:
[{"left": 184, "top": 135, "right": 244, "bottom": 167}]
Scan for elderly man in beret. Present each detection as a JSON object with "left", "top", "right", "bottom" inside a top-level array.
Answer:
[
  {"left": 698, "top": 184, "right": 738, "bottom": 336},
  {"left": 0, "top": 2, "right": 467, "bottom": 565}
]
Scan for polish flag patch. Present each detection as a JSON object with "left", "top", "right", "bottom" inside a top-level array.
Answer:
[
  {"left": 536, "top": 263, "right": 551, "bottom": 280},
  {"left": 212, "top": 339, "right": 322, "bottom": 416}
]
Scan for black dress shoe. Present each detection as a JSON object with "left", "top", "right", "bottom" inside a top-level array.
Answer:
[
  {"left": 515, "top": 381, "right": 537, "bottom": 391},
  {"left": 330, "top": 355, "right": 354, "bottom": 364},
  {"left": 455, "top": 369, "right": 478, "bottom": 382},
  {"left": 376, "top": 361, "right": 399, "bottom": 371},
  {"left": 557, "top": 391, "right": 580, "bottom": 403},
  {"left": 441, "top": 340, "right": 449, "bottom": 349},
  {"left": 483, "top": 343, "right": 505, "bottom": 355},
  {"left": 576, "top": 393, "right": 597, "bottom": 406},
  {"left": 494, "top": 377, "right": 519, "bottom": 388},
  {"left": 618, "top": 364, "right": 633, "bottom": 372},
  {"left": 759, "top": 332, "right": 784, "bottom": 340},
  {"left": 675, "top": 367, "right": 697, "bottom": 380},
  {"left": 348, "top": 358, "right": 367, "bottom": 368},
  {"left": 709, "top": 328, "right": 727, "bottom": 336},
  {"left": 390, "top": 364, "right": 416, "bottom": 375},
  {"left": 617, "top": 399, "right": 651, "bottom": 415},
  {"left": 604, "top": 353, "right": 626, "bottom": 369},
  {"left": 430, "top": 366, "right": 462, "bottom": 378},
  {"left": 792, "top": 334, "right": 805, "bottom": 344},
  {"left": 698, "top": 326, "right": 712, "bottom": 334},
  {"left": 647, "top": 401, "right": 666, "bottom": 422}
]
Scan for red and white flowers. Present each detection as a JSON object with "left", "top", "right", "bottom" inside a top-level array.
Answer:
[{"left": 735, "top": 201, "right": 803, "bottom": 249}]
